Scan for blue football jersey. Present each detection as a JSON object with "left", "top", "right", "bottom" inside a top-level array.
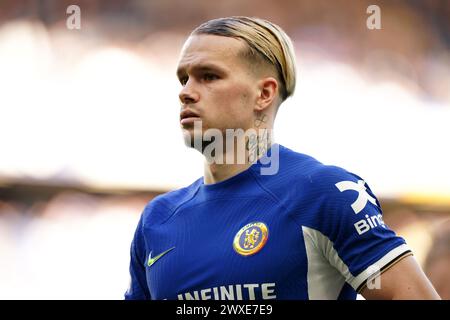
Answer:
[{"left": 125, "top": 144, "right": 411, "bottom": 300}]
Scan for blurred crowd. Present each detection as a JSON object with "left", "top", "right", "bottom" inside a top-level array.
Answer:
[
  {"left": 382, "top": 200, "right": 450, "bottom": 299},
  {"left": 0, "top": 186, "right": 155, "bottom": 299},
  {"left": 1, "top": 0, "right": 448, "bottom": 104}
]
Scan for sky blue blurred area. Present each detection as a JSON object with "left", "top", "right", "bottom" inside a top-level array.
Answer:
[{"left": 0, "top": 0, "right": 449, "bottom": 299}]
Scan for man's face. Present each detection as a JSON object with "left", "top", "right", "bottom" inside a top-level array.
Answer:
[{"left": 176, "top": 35, "right": 259, "bottom": 147}]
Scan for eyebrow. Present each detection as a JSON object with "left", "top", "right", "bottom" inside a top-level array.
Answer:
[{"left": 176, "top": 63, "right": 227, "bottom": 80}]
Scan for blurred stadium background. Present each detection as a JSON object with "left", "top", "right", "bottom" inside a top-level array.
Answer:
[{"left": 0, "top": 0, "right": 449, "bottom": 299}]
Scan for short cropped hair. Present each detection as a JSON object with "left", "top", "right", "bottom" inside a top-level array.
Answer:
[{"left": 192, "top": 16, "right": 297, "bottom": 101}]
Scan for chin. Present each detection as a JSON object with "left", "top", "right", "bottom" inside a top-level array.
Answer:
[
  {"left": 182, "top": 129, "right": 202, "bottom": 150},
  {"left": 183, "top": 129, "right": 220, "bottom": 156}
]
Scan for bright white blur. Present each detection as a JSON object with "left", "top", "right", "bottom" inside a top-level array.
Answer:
[{"left": 1, "top": 21, "right": 449, "bottom": 195}]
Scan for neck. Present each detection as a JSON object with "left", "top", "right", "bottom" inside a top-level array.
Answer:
[
  {"left": 203, "top": 127, "right": 273, "bottom": 185},
  {"left": 203, "top": 162, "right": 252, "bottom": 185}
]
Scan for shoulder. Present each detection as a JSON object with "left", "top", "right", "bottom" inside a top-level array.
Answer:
[
  {"left": 302, "top": 161, "right": 381, "bottom": 223},
  {"left": 253, "top": 144, "right": 324, "bottom": 188},
  {"left": 310, "top": 163, "right": 366, "bottom": 196},
  {"left": 141, "top": 178, "right": 202, "bottom": 226},
  {"left": 255, "top": 145, "right": 380, "bottom": 220},
  {"left": 254, "top": 145, "right": 364, "bottom": 201},
  {"left": 281, "top": 145, "right": 368, "bottom": 195}
]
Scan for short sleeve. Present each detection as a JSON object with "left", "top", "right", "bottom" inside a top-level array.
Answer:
[
  {"left": 124, "top": 214, "right": 151, "bottom": 300},
  {"left": 308, "top": 166, "right": 412, "bottom": 293}
]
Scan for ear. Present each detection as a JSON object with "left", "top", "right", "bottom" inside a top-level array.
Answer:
[{"left": 255, "top": 77, "right": 278, "bottom": 112}]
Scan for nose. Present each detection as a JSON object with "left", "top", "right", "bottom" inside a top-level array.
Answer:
[{"left": 178, "top": 79, "right": 200, "bottom": 105}]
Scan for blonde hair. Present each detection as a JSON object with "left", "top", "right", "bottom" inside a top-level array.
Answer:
[{"left": 192, "top": 16, "right": 297, "bottom": 101}]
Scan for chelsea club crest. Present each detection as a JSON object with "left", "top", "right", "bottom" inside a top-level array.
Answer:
[{"left": 233, "top": 222, "right": 269, "bottom": 256}]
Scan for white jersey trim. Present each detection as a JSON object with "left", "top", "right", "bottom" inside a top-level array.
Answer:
[
  {"left": 302, "top": 226, "right": 349, "bottom": 299},
  {"left": 350, "top": 243, "right": 411, "bottom": 292}
]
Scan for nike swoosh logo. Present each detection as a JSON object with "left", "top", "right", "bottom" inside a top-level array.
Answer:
[{"left": 147, "top": 247, "right": 175, "bottom": 267}]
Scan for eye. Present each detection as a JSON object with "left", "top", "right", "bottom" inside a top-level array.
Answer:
[
  {"left": 179, "top": 76, "right": 188, "bottom": 86},
  {"left": 203, "top": 73, "right": 219, "bottom": 82}
]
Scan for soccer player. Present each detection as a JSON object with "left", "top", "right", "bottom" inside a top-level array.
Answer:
[{"left": 125, "top": 16, "right": 440, "bottom": 300}]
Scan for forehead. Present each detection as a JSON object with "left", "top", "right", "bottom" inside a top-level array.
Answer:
[{"left": 177, "top": 34, "right": 247, "bottom": 73}]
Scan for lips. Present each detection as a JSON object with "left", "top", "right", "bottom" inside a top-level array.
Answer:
[{"left": 180, "top": 109, "right": 201, "bottom": 125}]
